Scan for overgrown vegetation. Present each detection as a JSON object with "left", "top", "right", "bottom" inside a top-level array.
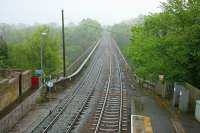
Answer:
[
  {"left": 0, "top": 18, "right": 101, "bottom": 75},
  {"left": 112, "top": 0, "right": 200, "bottom": 88},
  {"left": 0, "top": 36, "right": 8, "bottom": 68}
]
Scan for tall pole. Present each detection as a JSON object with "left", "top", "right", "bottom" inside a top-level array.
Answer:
[
  {"left": 40, "top": 37, "right": 43, "bottom": 70},
  {"left": 62, "top": 9, "right": 66, "bottom": 77},
  {"left": 40, "top": 32, "right": 47, "bottom": 75},
  {"left": 40, "top": 38, "right": 43, "bottom": 70},
  {"left": 40, "top": 32, "right": 47, "bottom": 84}
]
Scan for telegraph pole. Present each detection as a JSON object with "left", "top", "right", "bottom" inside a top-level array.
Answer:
[{"left": 62, "top": 9, "right": 66, "bottom": 77}]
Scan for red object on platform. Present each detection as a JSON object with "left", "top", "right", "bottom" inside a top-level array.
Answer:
[{"left": 31, "top": 76, "right": 41, "bottom": 89}]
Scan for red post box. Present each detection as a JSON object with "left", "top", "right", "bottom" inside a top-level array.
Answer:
[{"left": 31, "top": 76, "right": 41, "bottom": 89}]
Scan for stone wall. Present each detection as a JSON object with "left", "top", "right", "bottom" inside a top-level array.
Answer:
[
  {"left": 0, "top": 70, "right": 32, "bottom": 112},
  {"left": 0, "top": 69, "right": 21, "bottom": 79},
  {"left": 21, "top": 70, "right": 32, "bottom": 94},
  {"left": 0, "top": 86, "right": 42, "bottom": 133},
  {"left": 0, "top": 78, "right": 19, "bottom": 112}
]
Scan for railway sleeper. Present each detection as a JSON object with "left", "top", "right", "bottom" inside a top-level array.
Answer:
[
  {"left": 97, "top": 102, "right": 105, "bottom": 105},
  {"left": 105, "top": 104, "right": 120, "bottom": 107},
  {"left": 95, "top": 110, "right": 102, "bottom": 113},
  {"left": 106, "top": 101, "right": 120, "bottom": 104},
  {"left": 104, "top": 110, "right": 119, "bottom": 114},
  {"left": 94, "top": 114, "right": 100, "bottom": 118},
  {"left": 107, "top": 100, "right": 120, "bottom": 103},
  {"left": 102, "top": 114, "right": 119, "bottom": 117},
  {"left": 105, "top": 107, "right": 120, "bottom": 110},
  {"left": 101, "top": 120, "right": 118, "bottom": 124},
  {"left": 97, "top": 105, "right": 104, "bottom": 109},
  {"left": 100, "top": 123, "right": 118, "bottom": 128},
  {"left": 105, "top": 107, "right": 120, "bottom": 111},
  {"left": 108, "top": 95, "right": 121, "bottom": 98},
  {"left": 99, "top": 127, "right": 118, "bottom": 132},
  {"left": 102, "top": 117, "right": 119, "bottom": 121}
]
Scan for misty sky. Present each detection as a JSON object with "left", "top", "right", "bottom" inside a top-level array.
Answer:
[{"left": 0, "top": 0, "right": 166, "bottom": 25}]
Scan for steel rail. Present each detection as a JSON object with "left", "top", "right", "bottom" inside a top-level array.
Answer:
[
  {"left": 111, "top": 38, "right": 128, "bottom": 66},
  {"left": 94, "top": 39, "right": 124, "bottom": 133},
  {"left": 94, "top": 56, "right": 112, "bottom": 133},
  {"left": 113, "top": 38, "right": 128, "bottom": 133},
  {"left": 54, "top": 39, "right": 100, "bottom": 84},
  {"left": 112, "top": 43, "right": 124, "bottom": 133},
  {"left": 31, "top": 51, "right": 101, "bottom": 133},
  {"left": 65, "top": 62, "right": 103, "bottom": 133},
  {"left": 41, "top": 58, "right": 101, "bottom": 133},
  {"left": 117, "top": 56, "right": 123, "bottom": 133}
]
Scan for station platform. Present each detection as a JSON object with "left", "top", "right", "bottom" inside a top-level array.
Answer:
[{"left": 131, "top": 115, "right": 153, "bottom": 133}]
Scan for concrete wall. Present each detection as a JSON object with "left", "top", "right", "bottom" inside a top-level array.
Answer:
[
  {"left": 21, "top": 70, "right": 32, "bottom": 93},
  {"left": 0, "top": 70, "right": 31, "bottom": 112},
  {"left": 0, "top": 78, "right": 19, "bottom": 112},
  {"left": 184, "top": 83, "right": 200, "bottom": 112},
  {"left": 0, "top": 70, "right": 20, "bottom": 79},
  {"left": 0, "top": 87, "right": 41, "bottom": 133}
]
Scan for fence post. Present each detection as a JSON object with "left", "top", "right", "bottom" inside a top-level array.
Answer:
[{"left": 19, "top": 73, "right": 22, "bottom": 96}]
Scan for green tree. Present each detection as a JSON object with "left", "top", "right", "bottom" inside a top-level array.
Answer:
[
  {"left": 0, "top": 36, "right": 8, "bottom": 68},
  {"left": 65, "top": 18, "right": 102, "bottom": 63},
  {"left": 125, "top": 0, "right": 200, "bottom": 87},
  {"left": 5, "top": 19, "right": 102, "bottom": 76},
  {"left": 1, "top": 18, "right": 101, "bottom": 76},
  {"left": 8, "top": 26, "right": 62, "bottom": 75}
]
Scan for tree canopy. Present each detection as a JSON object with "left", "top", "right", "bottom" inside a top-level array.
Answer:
[
  {"left": 112, "top": 0, "right": 200, "bottom": 88},
  {"left": 0, "top": 36, "right": 8, "bottom": 68},
  {"left": 0, "top": 18, "right": 102, "bottom": 75}
]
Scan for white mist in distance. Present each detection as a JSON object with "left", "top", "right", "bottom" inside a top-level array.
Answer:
[{"left": 0, "top": 0, "right": 166, "bottom": 25}]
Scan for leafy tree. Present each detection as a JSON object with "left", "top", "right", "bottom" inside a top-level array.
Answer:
[
  {"left": 110, "top": 17, "right": 144, "bottom": 56},
  {"left": 111, "top": 23, "right": 131, "bottom": 51},
  {"left": 126, "top": 0, "right": 200, "bottom": 87},
  {"left": 0, "top": 36, "right": 8, "bottom": 68},
  {"left": 65, "top": 18, "right": 102, "bottom": 64},
  {"left": 8, "top": 26, "right": 62, "bottom": 75},
  {"left": 1, "top": 19, "right": 102, "bottom": 76}
]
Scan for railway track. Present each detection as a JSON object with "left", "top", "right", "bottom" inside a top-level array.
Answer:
[
  {"left": 31, "top": 36, "right": 128, "bottom": 133},
  {"left": 31, "top": 45, "right": 103, "bottom": 133},
  {"left": 64, "top": 63, "right": 103, "bottom": 133},
  {"left": 87, "top": 43, "right": 128, "bottom": 133}
]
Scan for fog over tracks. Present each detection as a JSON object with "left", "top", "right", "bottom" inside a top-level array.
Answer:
[{"left": 31, "top": 34, "right": 129, "bottom": 133}]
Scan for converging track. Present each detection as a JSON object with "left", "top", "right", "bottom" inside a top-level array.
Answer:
[
  {"left": 31, "top": 39, "right": 104, "bottom": 133},
  {"left": 87, "top": 36, "right": 128, "bottom": 133},
  {"left": 31, "top": 34, "right": 129, "bottom": 133}
]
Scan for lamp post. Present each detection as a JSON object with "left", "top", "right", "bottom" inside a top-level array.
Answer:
[
  {"left": 40, "top": 32, "right": 47, "bottom": 72},
  {"left": 159, "top": 74, "right": 164, "bottom": 81},
  {"left": 40, "top": 32, "right": 47, "bottom": 86}
]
